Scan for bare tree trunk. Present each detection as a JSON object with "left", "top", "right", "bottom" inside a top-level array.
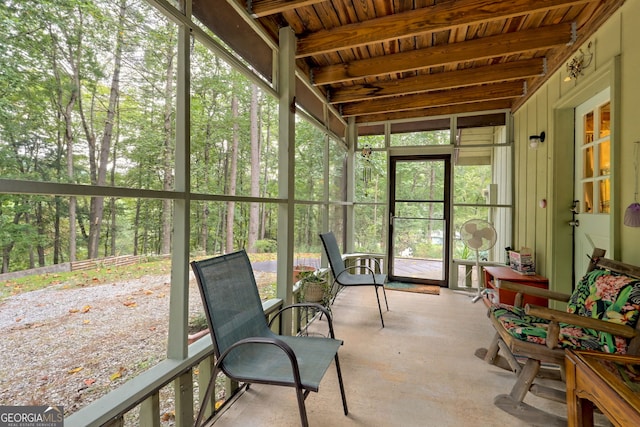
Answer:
[
  {"left": 49, "top": 22, "right": 79, "bottom": 262},
  {"left": 261, "top": 108, "right": 271, "bottom": 240},
  {"left": 2, "top": 243, "right": 13, "bottom": 273},
  {"left": 36, "top": 202, "right": 46, "bottom": 266},
  {"left": 160, "top": 25, "right": 175, "bottom": 255},
  {"left": 109, "top": 137, "right": 118, "bottom": 256},
  {"left": 86, "top": 0, "right": 126, "bottom": 258},
  {"left": 1, "top": 212, "right": 22, "bottom": 273},
  {"left": 53, "top": 197, "right": 63, "bottom": 264},
  {"left": 226, "top": 94, "right": 240, "bottom": 253},
  {"left": 133, "top": 198, "right": 141, "bottom": 256},
  {"left": 248, "top": 85, "right": 260, "bottom": 252},
  {"left": 201, "top": 126, "right": 212, "bottom": 252},
  {"left": 24, "top": 211, "right": 35, "bottom": 269}
]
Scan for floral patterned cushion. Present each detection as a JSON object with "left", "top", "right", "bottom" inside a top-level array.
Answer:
[{"left": 491, "top": 269, "right": 640, "bottom": 354}]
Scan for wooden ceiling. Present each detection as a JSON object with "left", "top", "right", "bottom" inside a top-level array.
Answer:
[{"left": 207, "top": 0, "right": 624, "bottom": 125}]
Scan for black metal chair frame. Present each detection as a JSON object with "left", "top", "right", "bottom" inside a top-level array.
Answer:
[
  {"left": 191, "top": 250, "right": 348, "bottom": 427},
  {"left": 319, "top": 232, "right": 389, "bottom": 327}
]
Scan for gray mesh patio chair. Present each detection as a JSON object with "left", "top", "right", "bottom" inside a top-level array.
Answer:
[
  {"left": 319, "top": 232, "right": 389, "bottom": 327},
  {"left": 191, "top": 250, "right": 348, "bottom": 427}
]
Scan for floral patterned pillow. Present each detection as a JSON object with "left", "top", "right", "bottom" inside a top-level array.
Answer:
[
  {"left": 566, "top": 268, "right": 640, "bottom": 328},
  {"left": 493, "top": 269, "right": 640, "bottom": 354}
]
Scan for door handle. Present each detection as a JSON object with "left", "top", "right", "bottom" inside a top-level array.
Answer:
[
  {"left": 571, "top": 200, "right": 580, "bottom": 214},
  {"left": 569, "top": 220, "right": 580, "bottom": 227}
]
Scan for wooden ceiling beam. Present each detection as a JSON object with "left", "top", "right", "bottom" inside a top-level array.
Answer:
[
  {"left": 329, "top": 58, "right": 545, "bottom": 104},
  {"left": 312, "top": 23, "right": 571, "bottom": 85},
  {"left": 341, "top": 81, "right": 524, "bottom": 117},
  {"left": 245, "top": 0, "right": 326, "bottom": 18},
  {"left": 355, "top": 100, "right": 514, "bottom": 124},
  {"left": 296, "top": 0, "right": 593, "bottom": 57}
]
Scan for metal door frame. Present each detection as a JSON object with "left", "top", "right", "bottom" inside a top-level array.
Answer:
[{"left": 388, "top": 154, "right": 452, "bottom": 286}]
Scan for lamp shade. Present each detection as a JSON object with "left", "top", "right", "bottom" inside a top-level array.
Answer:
[{"left": 624, "top": 202, "right": 640, "bottom": 227}]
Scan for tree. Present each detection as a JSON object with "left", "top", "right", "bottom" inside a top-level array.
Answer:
[
  {"left": 159, "top": 22, "right": 176, "bottom": 255},
  {"left": 0, "top": 0, "right": 289, "bottom": 272},
  {"left": 86, "top": 0, "right": 127, "bottom": 258},
  {"left": 225, "top": 93, "right": 239, "bottom": 253},
  {"left": 248, "top": 84, "right": 260, "bottom": 252}
]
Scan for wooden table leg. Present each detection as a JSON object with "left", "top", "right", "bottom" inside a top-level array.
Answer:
[
  {"left": 566, "top": 354, "right": 579, "bottom": 426},
  {"left": 577, "top": 397, "right": 595, "bottom": 427},
  {"left": 566, "top": 350, "right": 596, "bottom": 427}
]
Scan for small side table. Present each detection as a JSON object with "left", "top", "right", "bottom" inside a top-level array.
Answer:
[
  {"left": 565, "top": 349, "right": 640, "bottom": 427},
  {"left": 483, "top": 265, "right": 549, "bottom": 307}
]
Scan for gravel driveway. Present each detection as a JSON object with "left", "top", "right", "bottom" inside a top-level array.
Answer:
[{"left": 0, "top": 270, "right": 276, "bottom": 421}]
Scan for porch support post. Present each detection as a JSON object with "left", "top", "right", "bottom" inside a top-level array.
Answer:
[
  {"left": 169, "top": 1, "right": 194, "bottom": 422},
  {"left": 167, "top": 0, "right": 191, "bottom": 360},
  {"left": 277, "top": 26, "right": 296, "bottom": 335},
  {"left": 345, "top": 117, "right": 357, "bottom": 253}
]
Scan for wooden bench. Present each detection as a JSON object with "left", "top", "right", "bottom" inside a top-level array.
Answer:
[{"left": 476, "top": 254, "right": 640, "bottom": 426}]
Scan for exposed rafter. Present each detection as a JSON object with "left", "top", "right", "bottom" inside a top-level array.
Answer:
[
  {"left": 312, "top": 24, "right": 571, "bottom": 86},
  {"left": 329, "top": 58, "right": 546, "bottom": 104},
  {"left": 341, "top": 82, "right": 525, "bottom": 117},
  {"left": 355, "top": 100, "right": 514, "bottom": 124},
  {"left": 296, "top": 0, "right": 594, "bottom": 57},
  {"left": 245, "top": 0, "right": 326, "bottom": 18},
  {"left": 201, "top": 0, "right": 626, "bottom": 124}
]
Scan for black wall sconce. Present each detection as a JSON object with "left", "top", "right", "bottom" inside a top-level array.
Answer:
[{"left": 529, "top": 131, "right": 545, "bottom": 149}]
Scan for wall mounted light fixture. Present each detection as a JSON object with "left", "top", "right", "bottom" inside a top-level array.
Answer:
[
  {"left": 529, "top": 131, "right": 545, "bottom": 149},
  {"left": 564, "top": 42, "right": 593, "bottom": 82}
]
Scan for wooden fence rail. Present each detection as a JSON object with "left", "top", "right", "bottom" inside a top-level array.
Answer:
[
  {"left": 70, "top": 255, "right": 141, "bottom": 271},
  {"left": 0, "top": 254, "right": 171, "bottom": 282}
]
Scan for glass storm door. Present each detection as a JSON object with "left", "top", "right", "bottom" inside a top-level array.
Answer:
[
  {"left": 574, "top": 88, "right": 611, "bottom": 278},
  {"left": 388, "top": 155, "right": 451, "bottom": 286}
]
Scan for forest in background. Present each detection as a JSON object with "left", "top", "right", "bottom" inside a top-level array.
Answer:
[
  {"left": 0, "top": 0, "right": 348, "bottom": 273},
  {"left": 0, "top": 0, "right": 499, "bottom": 274}
]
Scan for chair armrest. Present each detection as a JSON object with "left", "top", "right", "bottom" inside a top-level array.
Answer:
[
  {"left": 269, "top": 303, "right": 337, "bottom": 339},
  {"left": 525, "top": 304, "right": 637, "bottom": 339},
  {"left": 497, "top": 280, "right": 571, "bottom": 302},
  {"left": 343, "top": 264, "right": 375, "bottom": 275},
  {"left": 196, "top": 335, "right": 302, "bottom": 427},
  {"left": 217, "top": 336, "right": 303, "bottom": 381}
]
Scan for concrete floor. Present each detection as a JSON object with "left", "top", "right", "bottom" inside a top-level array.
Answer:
[{"left": 205, "top": 286, "right": 569, "bottom": 427}]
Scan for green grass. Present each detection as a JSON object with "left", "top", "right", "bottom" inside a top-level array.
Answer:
[
  {"left": 0, "top": 258, "right": 173, "bottom": 301},
  {"left": 0, "top": 252, "right": 315, "bottom": 301}
]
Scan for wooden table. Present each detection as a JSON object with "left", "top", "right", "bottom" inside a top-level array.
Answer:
[
  {"left": 483, "top": 265, "right": 549, "bottom": 307},
  {"left": 565, "top": 349, "right": 640, "bottom": 427}
]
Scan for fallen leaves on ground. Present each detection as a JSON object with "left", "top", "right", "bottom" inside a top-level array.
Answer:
[
  {"left": 161, "top": 410, "right": 175, "bottom": 422},
  {"left": 110, "top": 366, "right": 127, "bottom": 381}
]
